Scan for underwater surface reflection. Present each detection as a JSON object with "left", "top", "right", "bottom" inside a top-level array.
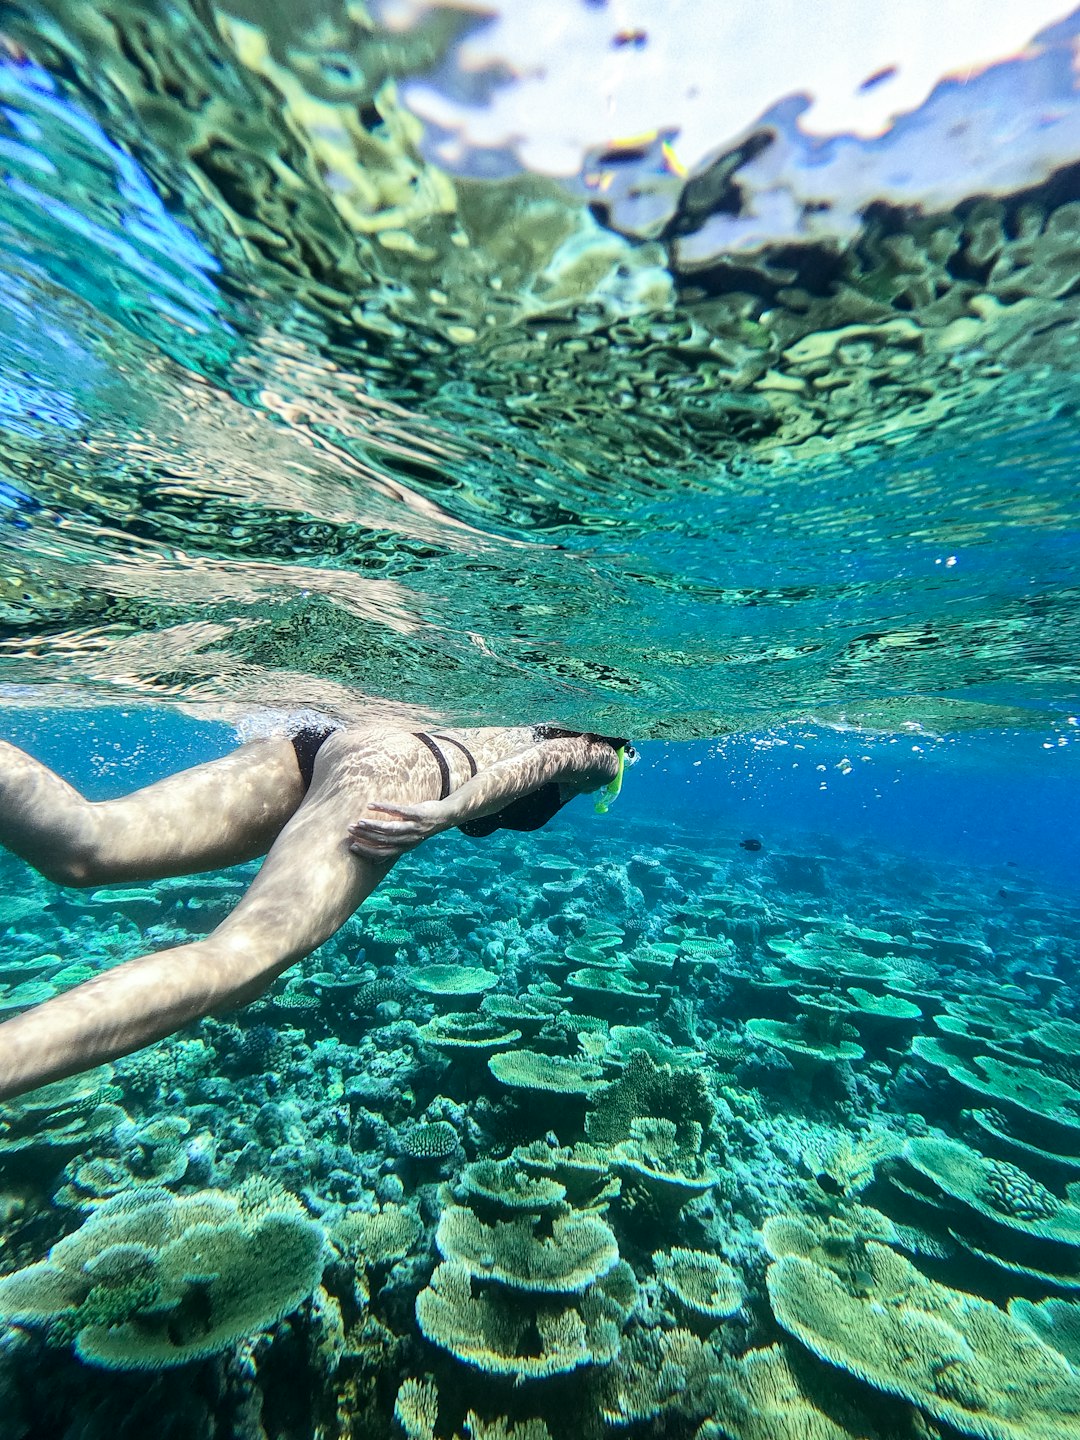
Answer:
[{"left": 0, "top": 1, "right": 1078, "bottom": 732}]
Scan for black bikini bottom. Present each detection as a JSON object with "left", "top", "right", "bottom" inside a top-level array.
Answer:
[
  {"left": 290, "top": 727, "right": 479, "bottom": 799},
  {"left": 290, "top": 725, "right": 338, "bottom": 792}
]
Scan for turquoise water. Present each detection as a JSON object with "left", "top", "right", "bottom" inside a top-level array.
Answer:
[{"left": 2, "top": 2, "right": 1080, "bottom": 1437}]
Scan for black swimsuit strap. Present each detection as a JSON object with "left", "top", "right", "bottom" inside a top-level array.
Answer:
[
  {"left": 431, "top": 734, "right": 477, "bottom": 778},
  {"left": 412, "top": 732, "right": 452, "bottom": 799}
]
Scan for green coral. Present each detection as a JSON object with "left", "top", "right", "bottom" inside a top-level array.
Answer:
[
  {"left": 653, "top": 1247, "right": 744, "bottom": 1322},
  {"left": 463, "top": 1413, "right": 552, "bottom": 1440},
  {"left": 460, "top": 1159, "right": 567, "bottom": 1214},
  {"left": 481, "top": 993, "right": 561, "bottom": 1035},
  {"left": 413, "top": 966, "right": 499, "bottom": 1003},
  {"left": 435, "top": 1206, "right": 619, "bottom": 1293},
  {"left": 1010, "top": 1297, "right": 1080, "bottom": 1369},
  {"left": 700, "top": 1344, "right": 873, "bottom": 1440},
  {"left": 901, "top": 1135, "right": 1080, "bottom": 1241},
  {"left": 333, "top": 1204, "right": 423, "bottom": 1265},
  {"left": 565, "top": 967, "right": 657, "bottom": 1018},
  {"left": 0, "top": 1065, "right": 127, "bottom": 1174},
  {"left": 488, "top": 1050, "right": 605, "bottom": 1099},
  {"left": 418, "top": 1012, "right": 523, "bottom": 1055},
  {"left": 760, "top": 1206, "right": 901, "bottom": 1274},
  {"left": 395, "top": 1376, "right": 439, "bottom": 1440},
  {"left": 0, "top": 1183, "right": 326, "bottom": 1369},
  {"left": 605, "top": 1025, "right": 702, "bottom": 1069},
  {"left": 967, "top": 1108, "right": 1080, "bottom": 1180},
  {"left": 844, "top": 987, "right": 921, "bottom": 1025},
  {"left": 403, "top": 1121, "right": 459, "bottom": 1160},
  {"left": 600, "top": 1326, "right": 725, "bottom": 1428},
  {"left": 415, "top": 1259, "right": 633, "bottom": 1381},
  {"left": 612, "top": 1117, "right": 719, "bottom": 1208},
  {"left": 512, "top": 1141, "right": 621, "bottom": 1210},
  {"left": 768, "top": 1241, "right": 1080, "bottom": 1440},
  {"left": 912, "top": 1037, "right": 1080, "bottom": 1141},
  {"left": 585, "top": 1050, "right": 713, "bottom": 1146},
  {"left": 745, "top": 1017, "right": 864, "bottom": 1068}
]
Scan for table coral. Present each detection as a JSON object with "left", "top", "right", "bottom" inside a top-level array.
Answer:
[{"left": 0, "top": 1181, "right": 326, "bottom": 1369}]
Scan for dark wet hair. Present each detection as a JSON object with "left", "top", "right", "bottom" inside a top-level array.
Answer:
[
  {"left": 459, "top": 726, "right": 633, "bottom": 839},
  {"left": 532, "top": 724, "right": 631, "bottom": 752}
]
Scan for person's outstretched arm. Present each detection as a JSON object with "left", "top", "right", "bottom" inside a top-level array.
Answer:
[
  {"left": 346, "top": 732, "right": 619, "bottom": 859},
  {"left": 0, "top": 737, "right": 307, "bottom": 885},
  {"left": 0, "top": 732, "right": 391, "bottom": 1100}
]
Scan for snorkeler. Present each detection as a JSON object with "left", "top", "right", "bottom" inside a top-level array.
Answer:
[{"left": 0, "top": 722, "right": 631, "bottom": 1101}]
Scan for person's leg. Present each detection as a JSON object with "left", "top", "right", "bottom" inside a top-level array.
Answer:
[
  {"left": 0, "top": 736, "right": 308, "bottom": 885},
  {"left": 0, "top": 731, "right": 397, "bottom": 1099}
]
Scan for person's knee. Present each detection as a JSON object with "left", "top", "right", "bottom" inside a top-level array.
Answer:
[
  {"left": 38, "top": 845, "right": 100, "bottom": 888},
  {"left": 36, "top": 818, "right": 108, "bottom": 887}
]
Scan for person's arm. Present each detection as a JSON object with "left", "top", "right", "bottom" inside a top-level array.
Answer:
[
  {"left": 346, "top": 734, "right": 618, "bottom": 859},
  {"left": 0, "top": 739, "right": 391, "bottom": 1100}
]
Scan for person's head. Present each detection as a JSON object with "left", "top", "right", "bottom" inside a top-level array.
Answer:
[{"left": 535, "top": 726, "right": 636, "bottom": 792}]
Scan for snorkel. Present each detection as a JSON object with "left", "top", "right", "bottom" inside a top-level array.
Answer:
[{"left": 594, "top": 746, "right": 626, "bottom": 814}]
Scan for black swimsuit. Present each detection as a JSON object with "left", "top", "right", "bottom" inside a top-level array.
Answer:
[
  {"left": 413, "top": 731, "right": 566, "bottom": 836},
  {"left": 290, "top": 724, "right": 598, "bottom": 835},
  {"left": 413, "top": 731, "right": 477, "bottom": 798},
  {"left": 290, "top": 725, "right": 339, "bottom": 792},
  {"left": 289, "top": 726, "right": 481, "bottom": 799}
]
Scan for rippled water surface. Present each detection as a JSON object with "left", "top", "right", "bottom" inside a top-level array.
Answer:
[{"left": 0, "top": 1, "right": 1078, "bottom": 735}]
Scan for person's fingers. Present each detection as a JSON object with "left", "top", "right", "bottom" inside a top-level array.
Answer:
[
  {"left": 348, "top": 811, "right": 434, "bottom": 837},
  {"left": 348, "top": 838, "right": 415, "bottom": 858}
]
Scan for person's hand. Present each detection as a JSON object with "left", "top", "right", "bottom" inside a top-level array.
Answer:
[{"left": 346, "top": 800, "right": 449, "bottom": 861}]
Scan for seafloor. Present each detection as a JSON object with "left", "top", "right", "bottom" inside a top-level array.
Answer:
[{"left": 0, "top": 812, "right": 1078, "bottom": 1440}]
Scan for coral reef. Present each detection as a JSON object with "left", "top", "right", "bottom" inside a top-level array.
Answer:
[
  {"left": 0, "top": 1181, "right": 326, "bottom": 1369},
  {"left": 0, "top": 815, "right": 1078, "bottom": 1437}
]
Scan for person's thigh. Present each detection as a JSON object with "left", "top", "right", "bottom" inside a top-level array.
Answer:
[{"left": 83, "top": 736, "right": 308, "bottom": 881}]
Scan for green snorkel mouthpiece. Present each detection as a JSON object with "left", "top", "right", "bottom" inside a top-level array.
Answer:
[{"left": 594, "top": 746, "right": 626, "bottom": 814}]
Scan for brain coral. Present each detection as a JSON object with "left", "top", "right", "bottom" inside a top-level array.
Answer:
[
  {"left": 768, "top": 1241, "right": 1080, "bottom": 1440},
  {"left": 0, "top": 1182, "right": 326, "bottom": 1369},
  {"left": 901, "top": 1136, "right": 1080, "bottom": 1240}
]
